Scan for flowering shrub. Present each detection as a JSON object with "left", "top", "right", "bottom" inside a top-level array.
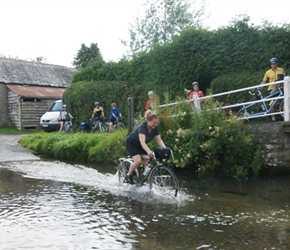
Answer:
[{"left": 159, "top": 98, "right": 262, "bottom": 177}]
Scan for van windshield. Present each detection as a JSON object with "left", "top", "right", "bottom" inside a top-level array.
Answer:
[{"left": 49, "top": 102, "right": 63, "bottom": 111}]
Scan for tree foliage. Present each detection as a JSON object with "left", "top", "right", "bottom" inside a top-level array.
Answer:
[
  {"left": 68, "top": 16, "right": 290, "bottom": 115},
  {"left": 123, "top": 0, "right": 205, "bottom": 56},
  {"left": 73, "top": 43, "right": 105, "bottom": 68}
]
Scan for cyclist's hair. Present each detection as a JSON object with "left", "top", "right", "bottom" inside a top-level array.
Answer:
[{"left": 145, "top": 110, "right": 158, "bottom": 121}]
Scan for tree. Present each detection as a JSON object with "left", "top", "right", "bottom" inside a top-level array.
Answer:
[
  {"left": 73, "top": 43, "right": 105, "bottom": 68},
  {"left": 35, "top": 56, "right": 47, "bottom": 63},
  {"left": 123, "top": 0, "right": 205, "bottom": 56}
]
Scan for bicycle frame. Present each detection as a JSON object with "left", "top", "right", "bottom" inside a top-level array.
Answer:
[
  {"left": 118, "top": 151, "right": 179, "bottom": 197},
  {"left": 62, "top": 120, "right": 72, "bottom": 133},
  {"left": 236, "top": 87, "right": 284, "bottom": 119},
  {"left": 91, "top": 119, "right": 107, "bottom": 132}
]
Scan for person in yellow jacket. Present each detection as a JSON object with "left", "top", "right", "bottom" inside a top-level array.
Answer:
[
  {"left": 260, "top": 57, "right": 285, "bottom": 121},
  {"left": 261, "top": 57, "right": 285, "bottom": 93}
]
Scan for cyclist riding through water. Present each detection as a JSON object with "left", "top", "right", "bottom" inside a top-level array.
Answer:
[{"left": 125, "top": 110, "right": 166, "bottom": 184}]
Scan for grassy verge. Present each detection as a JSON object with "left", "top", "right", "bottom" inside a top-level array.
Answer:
[
  {"left": 0, "top": 127, "right": 39, "bottom": 134},
  {"left": 19, "top": 130, "right": 128, "bottom": 165}
]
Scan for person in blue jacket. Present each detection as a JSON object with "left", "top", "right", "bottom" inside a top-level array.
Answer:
[{"left": 109, "top": 103, "right": 122, "bottom": 132}]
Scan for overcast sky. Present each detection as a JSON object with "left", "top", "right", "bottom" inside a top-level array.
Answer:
[{"left": 0, "top": 0, "right": 289, "bottom": 67}]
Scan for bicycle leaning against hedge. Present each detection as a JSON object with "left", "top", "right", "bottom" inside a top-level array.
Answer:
[{"left": 117, "top": 147, "right": 179, "bottom": 197}]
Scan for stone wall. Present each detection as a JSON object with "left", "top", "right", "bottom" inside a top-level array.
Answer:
[
  {"left": 0, "top": 83, "right": 11, "bottom": 127},
  {"left": 245, "top": 121, "right": 290, "bottom": 169}
]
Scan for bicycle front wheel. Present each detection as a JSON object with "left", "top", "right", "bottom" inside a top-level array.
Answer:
[
  {"left": 99, "top": 123, "right": 108, "bottom": 132},
  {"left": 116, "top": 122, "right": 125, "bottom": 129},
  {"left": 149, "top": 165, "right": 179, "bottom": 197}
]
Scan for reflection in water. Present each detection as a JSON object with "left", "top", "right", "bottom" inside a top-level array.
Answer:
[{"left": 0, "top": 160, "right": 290, "bottom": 249}]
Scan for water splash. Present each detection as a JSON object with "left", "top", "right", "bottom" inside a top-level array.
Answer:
[{"left": 0, "top": 160, "right": 193, "bottom": 206}]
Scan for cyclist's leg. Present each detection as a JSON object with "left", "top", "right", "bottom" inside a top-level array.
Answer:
[
  {"left": 141, "top": 155, "right": 150, "bottom": 175},
  {"left": 109, "top": 121, "right": 114, "bottom": 132},
  {"left": 124, "top": 154, "right": 142, "bottom": 184},
  {"left": 149, "top": 164, "right": 179, "bottom": 197},
  {"left": 59, "top": 121, "right": 64, "bottom": 132},
  {"left": 269, "top": 89, "right": 278, "bottom": 121}
]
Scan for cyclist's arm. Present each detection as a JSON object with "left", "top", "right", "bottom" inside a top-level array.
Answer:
[
  {"left": 139, "top": 133, "right": 154, "bottom": 157},
  {"left": 100, "top": 107, "right": 104, "bottom": 118},
  {"left": 155, "top": 135, "right": 166, "bottom": 148}
]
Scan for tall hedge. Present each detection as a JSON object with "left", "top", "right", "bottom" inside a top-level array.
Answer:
[{"left": 66, "top": 17, "right": 290, "bottom": 118}]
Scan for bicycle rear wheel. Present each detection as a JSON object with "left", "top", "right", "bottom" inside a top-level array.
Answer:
[
  {"left": 118, "top": 159, "right": 131, "bottom": 184},
  {"left": 118, "top": 159, "right": 141, "bottom": 185},
  {"left": 149, "top": 165, "right": 179, "bottom": 197}
]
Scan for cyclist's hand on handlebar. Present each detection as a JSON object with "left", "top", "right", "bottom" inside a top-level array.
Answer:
[{"left": 148, "top": 151, "right": 154, "bottom": 158}]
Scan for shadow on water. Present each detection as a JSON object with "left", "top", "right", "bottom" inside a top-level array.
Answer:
[{"left": 1, "top": 159, "right": 290, "bottom": 249}]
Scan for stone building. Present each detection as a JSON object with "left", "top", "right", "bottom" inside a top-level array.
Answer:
[{"left": 0, "top": 58, "right": 75, "bottom": 130}]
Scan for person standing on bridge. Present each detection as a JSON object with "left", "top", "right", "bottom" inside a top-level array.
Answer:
[
  {"left": 189, "top": 81, "right": 204, "bottom": 112},
  {"left": 260, "top": 57, "right": 285, "bottom": 121}
]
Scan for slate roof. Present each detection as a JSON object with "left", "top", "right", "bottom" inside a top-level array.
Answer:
[{"left": 0, "top": 57, "right": 75, "bottom": 87}]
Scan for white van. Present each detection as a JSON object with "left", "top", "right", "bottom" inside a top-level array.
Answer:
[{"left": 40, "top": 100, "right": 63, "bottom": 132}]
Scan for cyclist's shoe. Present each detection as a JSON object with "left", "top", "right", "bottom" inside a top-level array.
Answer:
[{"left": 124, "top": 175, "right": 134, "bottom": 185}]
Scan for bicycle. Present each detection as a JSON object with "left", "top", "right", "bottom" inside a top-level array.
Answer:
[
  {"left": 62, "top": 119, "right": 73, "bottom": 133},
  {"left": 105, "top": 117, "right": 125, "bottom": 132},
  {"left": 91, "top": 119, "right": 108, "bottom": 133},
  {"left": 235, "top": 84, "right": 284, "bottom": 119},
  {"left": 117, "top": 147, "right": 179, "bottom": 197}
]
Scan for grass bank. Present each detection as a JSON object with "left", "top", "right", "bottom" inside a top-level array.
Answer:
[
  {"left": 0, "top": 127, "right": 39, "bottom": 134},
  {"left": 19, "top": 130, "right": 128, "bottom": 165}
]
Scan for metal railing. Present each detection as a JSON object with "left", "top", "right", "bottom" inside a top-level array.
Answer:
[{"left": 158, "top": 76, "right": 290, "bottom": 122}]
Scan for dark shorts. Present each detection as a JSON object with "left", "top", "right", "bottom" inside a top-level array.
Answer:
[
  {"left": 126, "top": 138, "right": 147, "bottom": 157},
  {"left": 60, "top": 119, "right": 66, "bottom": 122}
]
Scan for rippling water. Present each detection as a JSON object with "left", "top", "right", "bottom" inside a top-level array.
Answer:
[{"left": 1, "top": 160, "right": 290, "bottom": 249}]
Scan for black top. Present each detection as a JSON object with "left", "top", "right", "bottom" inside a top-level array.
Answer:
[{"left": 127, "top": 122, "right": 160, "bottom": 145}]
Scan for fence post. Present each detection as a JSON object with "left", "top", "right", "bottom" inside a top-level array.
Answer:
[
  {"left": 284, "top": 76, "right": 290, "bottom": 122},
  {"left": 127, "top": 97, "right": 134, "bottom": 135}
]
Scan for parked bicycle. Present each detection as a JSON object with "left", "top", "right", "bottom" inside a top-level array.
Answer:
[
  {"left": 117, "top": 147, "right": 179, "bottom": 197},
  {"left": 235, "top": 84, "right": 284, "bottom": 119}
]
